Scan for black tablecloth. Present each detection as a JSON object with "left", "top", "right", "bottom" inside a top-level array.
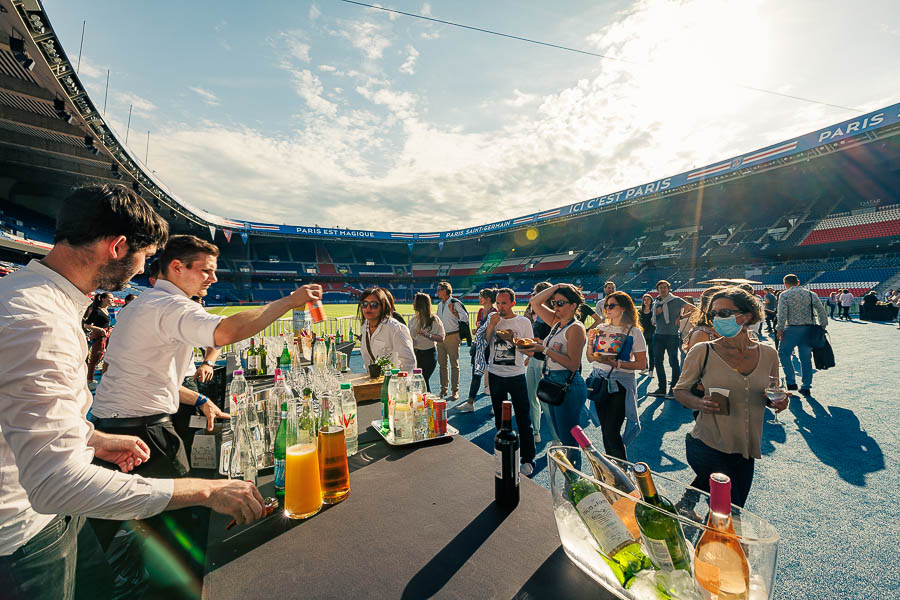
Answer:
[{"left": 203, "top": 402, "right": 610, "bottom": 599}]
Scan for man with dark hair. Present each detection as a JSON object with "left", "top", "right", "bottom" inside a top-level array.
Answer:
[
  {"left": 123, "top": 293, "right": 136, "bottom": 305},
  {"left": 485, "top": 288, "right": 536, "bottom": 476},
  {"left": 649, "top": 280, "right": 695, "bottom": 397},
  {"left": 435, "top": 280, "right": 468, "bottom": 401},
  {"left": 763, "top": 287, "right": 777, "bottom": 333},
  {"left": 776, "top": 274, "right": 828, "bottom": 395},
  {"left": 91, "top": 234, "right": 322, "bottom": 574},
  {"left": 0, "top": 186, "right": 266, "bottom": 600}
]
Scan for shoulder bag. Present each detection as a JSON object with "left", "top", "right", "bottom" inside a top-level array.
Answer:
[
  {"left": 807, "top": 291, "right": 827, "bottom": 349},
  {"left": 536, "top": 320, "right": 576, "bottom": 406}
]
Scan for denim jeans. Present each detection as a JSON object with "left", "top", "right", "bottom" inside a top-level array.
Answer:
[
  {"left": 653, "top": 333, "right": 682, "bottom": 389},
  {"left": 778, "top": 325, "right": 814, "bottom": 389},
  {"left": 488, "top": 372, "right": 536, "bottom": 464},
  {"left": 0, "top": 516, "right": 112, "bottom": 600},
  {"left": 542, "top": 369, "right": 588, "bottom": 470}
]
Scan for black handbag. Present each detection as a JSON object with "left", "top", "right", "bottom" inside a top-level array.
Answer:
[
  {"left": 812, "top": 333, "right": 835, "bottom": 370},
  {"left": 806, "top": 291, "right": 827, "bottom": 349},
  {"left": 536, "top": 321, "right": 576, "bottom": 406}
]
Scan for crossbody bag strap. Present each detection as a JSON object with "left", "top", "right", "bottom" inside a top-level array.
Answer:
[
  {"left": 364, "top": 327, "right": 377, "bottom": 364},
  {"left": 542, "top": 320, "right": 578, "bottom": 387}
]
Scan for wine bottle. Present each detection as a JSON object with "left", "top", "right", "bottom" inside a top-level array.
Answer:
[
  {"left": 273, "top": 402, "right": 288, "bottom": 496},
  {"left": 570, "top": 426, "right": 642, "bottom": 538},
  {"left": 552, "top": 449, "right": 649, "bottom": 586},
  {"left": 632, "top": 462, "right": 692, "bottom": 573},
  {"left": 694, "top": 473, "right": 750, "bottom": 599},
  {"left": 494, "top": 401, "right": 519, "bottom": 508}
]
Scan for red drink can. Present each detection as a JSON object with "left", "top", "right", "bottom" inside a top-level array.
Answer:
[
  {"left": 308, "top": 300, "right": 326, "bottom": 323},
  {"left": 433, "top": 399, "right": 447, "bottom": 435}
]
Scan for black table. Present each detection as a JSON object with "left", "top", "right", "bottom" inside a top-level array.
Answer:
[{"left": 202, "top": 401, "right": 612, "bottom": 599}]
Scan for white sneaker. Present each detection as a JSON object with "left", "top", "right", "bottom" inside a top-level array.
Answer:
[
  {"left": 456, "top": 401, "right": 475, "bottom": 412},
  {"left": 520, "top": 462, "right": 535, "bottom": 477}
]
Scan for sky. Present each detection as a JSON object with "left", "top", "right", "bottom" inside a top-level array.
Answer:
[{"left": 43, "top": 0, "right": 900, "bottom": 232}]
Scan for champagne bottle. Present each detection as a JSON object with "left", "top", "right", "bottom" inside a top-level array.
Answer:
[
  {"left": 258, "top": 340, "right": 268, "bottom": 375},
  {"left": 494, "top": 401, "right": 519, "bottom": 508},
  {"left": 694, "top": 473, "right": 750, "bottom": 599},
  {"left": 570, "top": 426, "right": 642, "bottom": 538},
  {"left": 279, "top": 335, "right": 292, "bottom": 374},
  {"left": 552, "top": 450, "right": 649, "bottom": 586},
  {"left": 632, "top": 462, "right": 692, "bottom": 573},
  {"left": 247, "top": 338, "right": 258, "bottom": 375},
  {"left": 274, "top": 402, "right": 288, "bottom": 496}
]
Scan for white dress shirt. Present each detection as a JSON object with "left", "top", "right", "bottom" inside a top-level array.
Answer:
[
  {"left": 437, "top": 298, "right": 468, "bottom": 334},
  {"left": 92, "top": 279, "right": 223, "bottom": 418},
  {"left": 0, "top": 261, "right": 173, "bottom": 555},
  {"left": 361, "top": 318, "right": 417, "bottom": 373}
]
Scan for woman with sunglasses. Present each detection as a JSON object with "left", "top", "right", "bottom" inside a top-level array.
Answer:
[
  {"left": 638, "top": 294, "right": 655, "bottom": 376},
  {"left": 585, "top": 292, "right": 647, "bottom": 461},
  {"left": 358, "top": 287, "right": 416, "bottom": 373},
  {"left": 682, "top": 286, "right": 724, "bottom": 354},
  {"left": 458, "top": 288, "right": 497, "bottom": 412},
  {"left": 526, "top": 283, "right": 588, "bottom": 459},
  {"left": 673, "top": 287, "right": 788, "bottom": 507},
  {"left": 408, "top": 292, "right": 445, "bottom": 392}
]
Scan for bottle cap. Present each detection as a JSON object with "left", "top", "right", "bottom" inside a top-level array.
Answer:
[
  {"left": 392, "top": 368, "right": 400, "bottom": 374},
  {"left": 340, "top": 382, "right": 351, "bottom": 390},
  {"left": 233, "top": 369, "right": 243, "bottom": 375},
  {"left": 709, "top": 473, "right": 732, "bottom": 515},
  {"left": 274, "top": 368, "right": 282, "bottom": 376},
  {"left": 399, "top": 371, "right": 408, "bottom": 377},
  {"left": 413, "top": 368, "right": 422, "bottom": 374},
  {"left": 570, "top": 425, "right": 590, "bottom": 448},
  {"left": 501, "top": 400, "right": 512, "bottom": 421}
]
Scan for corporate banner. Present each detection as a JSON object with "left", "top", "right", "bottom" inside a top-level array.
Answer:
[{"left": 209, "top": 102, "right": 900, "bottom": 242}]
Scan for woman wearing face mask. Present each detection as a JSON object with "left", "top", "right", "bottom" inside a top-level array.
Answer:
[
  {"left": 526, "top": 283, "right": 588, "bottom": 463},
  {"left": 673, "top": 287, "right": 789, "bottom": 507}
]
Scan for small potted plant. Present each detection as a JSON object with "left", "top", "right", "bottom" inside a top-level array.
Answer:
[{"left": 368, "top": 355, "right": 392, "bottom": 379}]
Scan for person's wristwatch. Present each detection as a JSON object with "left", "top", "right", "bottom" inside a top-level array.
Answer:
[{"left": 201, "top": 360, "right": 214, "bottom": 367}]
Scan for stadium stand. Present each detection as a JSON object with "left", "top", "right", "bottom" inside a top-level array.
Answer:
[{"left": 801, "top": 204, "right": 900, "bottom": 245}]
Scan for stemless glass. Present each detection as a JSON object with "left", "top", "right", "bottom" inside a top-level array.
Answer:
[{"left": 764, "top": 376, "right": 786, "bottom": 426}]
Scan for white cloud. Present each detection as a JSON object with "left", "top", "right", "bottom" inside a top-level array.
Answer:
[
  {"left": 309, "top": 3, "right": 321, "bottom": 20},
  {"left": 189, "top": 86, "right": 220, "bottom": 106},
  {"left": 281, "top": 32, "right": 311, "bottom": 63},
  {"left": 114, "top": 92, "right": 156, "bottom": 117},
  {"left": 399, "top": 45, "right": 419, "bottom": 75},
  {"left": 332, "top": 20, "right": 391, "bottom": 61},
  {"left": 289, "top": 69, "right": 338, "bottom": 116},
  {"left": 319, "top": 64, "right": 338, "bottom": 72},
  {"left": 76, "top": 56, "right": 104, "bottom": 79},
  {"left": 504, "top": 89, "right": 537, "bottom": 108}
]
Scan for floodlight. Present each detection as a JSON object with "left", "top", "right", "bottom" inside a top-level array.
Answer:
[{"left": 9, "top": 37, "right": 35, "bottom": 71}]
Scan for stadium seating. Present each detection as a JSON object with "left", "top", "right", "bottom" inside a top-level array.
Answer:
[{"left": 801, "top": 205, "right": 900, "bottom": 246}]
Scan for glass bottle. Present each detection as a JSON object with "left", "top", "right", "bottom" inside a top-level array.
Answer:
[
  {"left": 632, "top": 462, "right": 692, "bottom": 573},
  {"left": 317, "top": 394, "right": 350, "bottom": 504},
  {"left": 694, "top": 473, "right": 750, "bottom": 599},
  {"left": 339, "top": 382, "right": 358, "bottom": 456},
  {"left": 279, "top": 335, "right": 292, "bottom": 374},
  {"left": 274, "top": 402, "right": 288, "bottom": 496},
  {"left": 392, "top": 372, "right": 413, "bottom": 443},
  {"left": 258, "top": 339, "right": 268, "bottom": 375},
  {"left": 494, "top": 401, "right": 519, "bottom": 508},
  {"left": 379, "top": 368, "right": 393, "bottom": 434}
]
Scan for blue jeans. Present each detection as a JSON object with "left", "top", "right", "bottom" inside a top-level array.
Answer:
[
  {"left": 778, "top": 325, "right": 814, "bottom": 389},
  {"left": 0, "top": 516, "right": 112, "bottom": 600},
  {"left": 653, "top": 333, "right": 682, "bottom": 389},
  {"left": 543, "top": 369, "right": 588, "bottom": 469}
]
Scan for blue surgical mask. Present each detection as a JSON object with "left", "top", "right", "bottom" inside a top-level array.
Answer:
[{"left": 713, "top": 315, "right": 742, "bottom": 338}]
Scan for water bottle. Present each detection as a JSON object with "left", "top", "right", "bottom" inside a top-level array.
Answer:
[
  {"left": 411, "top": 369, "right": 427, "bottom": 440},
  {"left": 270, "top": 369, "right": 293, "bottom": 462},
  {"left": 387, "top": 368, "right": 401, "bottom": 434},
  {"left": 312, "top": 335, "right": 327, "bottom": 368},
  {"left": 392, "top": 372, "right": 414, "bottom": 443},
  {"left": 339, "top": 382, "right": 358, "bottom": 456},
  {"left": 326, "top": 335, "right": 337, "bottom": 372}
]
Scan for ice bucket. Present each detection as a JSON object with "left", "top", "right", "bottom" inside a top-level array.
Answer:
[{"left": 548, "top": 445, "right": 778, "bottom": 600}]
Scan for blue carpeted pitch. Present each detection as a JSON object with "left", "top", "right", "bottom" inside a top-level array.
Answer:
[{"left": 350, "top": 318, "right": 900, "bottom": 598}]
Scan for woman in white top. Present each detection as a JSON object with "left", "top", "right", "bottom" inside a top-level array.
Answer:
[
  {"left": 525, "top": 283, "right": 588, "bottom": 457},
  {"left": 585, "top": 291, "right": 647, "bottom": 460},
  {"left": 358, "top": 287, "right": 416, "bottom": 373},
  {"left": 407, "top": 292, "right": 445, "bottom": 392}
]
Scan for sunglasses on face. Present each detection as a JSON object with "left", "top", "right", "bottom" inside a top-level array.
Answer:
[
  {"left": 360, "top": 301, "right": 381, "bottom": 309},
  {"left": 708, "top": 309, "right": 744, "bottom": 319},
  {"left": 550, "top": 300, "right": 570, "bottom": 307},
  {"left": 604, "top": 303, "right": 620, "bottom": 310}
]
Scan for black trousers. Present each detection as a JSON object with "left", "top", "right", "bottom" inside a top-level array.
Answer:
[
  {"left": 653, "top": 333, "right": 682, "bottom": 389},
  {"left": 414, "top": 347, "right": 437, "bottom": 392},
  {"left": 841, "top": 305, "right": 851, "bottom": 320},
  {"left": 685, "top": 433, "right": 755, "bottom": 508},
  {"left": 488, "top": 372, "right": 536, "bottom": 464},
  {"left": 764, "top": 310, "right": 776, "bottom": 332},
  {"left": 90, "top": 419, "right": 208, "bottom": 585},
  {"left": 594, "top": 386, "right": 628, "bottom": 461},
  {"left": 0, "top": 516, "right": 113, "bottom": 600}
]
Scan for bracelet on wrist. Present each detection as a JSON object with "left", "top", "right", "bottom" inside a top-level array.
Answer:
[{"left": 195, "top": 394, "right": 209, "bottom": 409}]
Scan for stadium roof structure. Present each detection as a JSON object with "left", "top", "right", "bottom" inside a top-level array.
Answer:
[{"left": 2, "top": 0, "right": 900, "bottom": 246}]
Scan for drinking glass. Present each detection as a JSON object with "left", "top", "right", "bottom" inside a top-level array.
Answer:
[{"left": 764, "top": 376, "right": 786, "bottom": 426}]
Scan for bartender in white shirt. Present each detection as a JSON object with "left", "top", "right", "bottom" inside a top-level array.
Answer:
[
  {"left": 0, "top": 185, "right": 266, "bottom": 600},
  {"left": 358, "top": 287, "right": 416, "bottom": 373}
]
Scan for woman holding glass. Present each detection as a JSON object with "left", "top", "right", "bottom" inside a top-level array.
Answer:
[
  {"left": 673, "top": 287, "right": 789, "bottom": 507},
  {"left": 358, "top": 287, "right": 416, "bottom": 373},
  {"left": 526, "top": 284, "right": 588, "bottom": 457},
  {"left": 408, "top": 292, "right": 445, "bottom": 392}
]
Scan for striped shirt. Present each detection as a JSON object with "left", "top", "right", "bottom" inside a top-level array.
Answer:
[{"left": 775, "top": 286, "right": 828, "bottom": 332}]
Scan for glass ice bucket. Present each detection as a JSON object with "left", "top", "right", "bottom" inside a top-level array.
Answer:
[{"left": 548, "top": 446, "right": 779, "bottom": 600}]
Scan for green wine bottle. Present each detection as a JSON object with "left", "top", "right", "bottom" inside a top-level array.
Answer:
[
  {"left": 552, "top": 450, "right": 650, "bottom": 586},
  {"left": 273, "top": 402, "right": 288, "bottom": 496},
  {"left": 632, "top": 462, "right": 692, "bottom": 573}
]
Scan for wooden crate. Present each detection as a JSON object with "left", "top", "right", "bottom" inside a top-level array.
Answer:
[{"left": 341, "top": 372, "right": 383, "bottom": 403}]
